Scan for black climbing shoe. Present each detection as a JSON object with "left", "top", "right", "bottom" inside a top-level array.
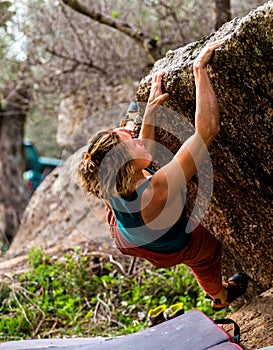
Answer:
[{"left": 208, "top": 273, "right": 249, "bottom": 311}]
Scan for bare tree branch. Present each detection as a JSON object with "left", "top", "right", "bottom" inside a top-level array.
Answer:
[
  {"left": 61, "top": 3, "right": 92, "bottom": 62},
  {"left": 46, "top": 48, "right": 106, "bottom": 74},
  {"left": 61, "top": 0, "right": 161, "bottom": 62}
]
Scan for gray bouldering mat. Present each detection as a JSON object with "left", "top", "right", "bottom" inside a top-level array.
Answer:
[{"left": 0, "top": 310, "right": 242, "bottom": 350}]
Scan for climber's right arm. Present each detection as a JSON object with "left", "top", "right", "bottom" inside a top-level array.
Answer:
[{"left": 141, "top": 39, "right": 226, "bottom": 224}]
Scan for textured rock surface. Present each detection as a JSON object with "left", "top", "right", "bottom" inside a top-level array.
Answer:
[
  {"left": 3, "top": 154, "right": 114, "bottom": 259},
  {"left": 227, "top": 287, "right": 273, "bottom": 349},
  {"left": 136, "top": 1, "right": 273, "bottom": 295}
]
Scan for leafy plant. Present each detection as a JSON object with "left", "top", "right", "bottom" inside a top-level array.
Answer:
[{"left": 0, "top": 247, "right": 230, "bottom": 341}]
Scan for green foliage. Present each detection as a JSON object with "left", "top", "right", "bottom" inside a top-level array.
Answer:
[
  {"left": 27, "top": 246, "right": 46, "bottom": 267},
  {"left": 111, "top": 11, "right": 119, "bottom": 18},
  {"left": 0, "top": 247, "right": 230, "bottom": 341}
]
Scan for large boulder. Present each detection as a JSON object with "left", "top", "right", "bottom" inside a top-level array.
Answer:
[{"left": 136, "top": 1, "right": 273, "bottom": 295}]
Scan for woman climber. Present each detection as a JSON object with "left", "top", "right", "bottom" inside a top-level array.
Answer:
[{"left": 77, "top": 38, "right": 248, "bottom": 311}]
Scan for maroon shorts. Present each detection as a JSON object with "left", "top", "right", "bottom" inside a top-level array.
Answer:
[{"left": 106, "top": 208, "right": 223, "bottom": 296}]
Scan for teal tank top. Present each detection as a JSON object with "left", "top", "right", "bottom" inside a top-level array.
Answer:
[{"left": 110, "top": 169, "right": 190, "bottom": 254}]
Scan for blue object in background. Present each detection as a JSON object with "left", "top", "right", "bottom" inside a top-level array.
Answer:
[{"left": 23, "top": 139, "right": 62, "bottom": 193}]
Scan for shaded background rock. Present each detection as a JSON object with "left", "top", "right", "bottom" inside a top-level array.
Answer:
[
  {"left": 136, "top": 1, "right": 273, "bottom": 297},
  {"left": 3, "top": 163, "right": 113, "bottom": 259},
  {"left": 57, "top": 84, "right": 138, "bottom": 158}
]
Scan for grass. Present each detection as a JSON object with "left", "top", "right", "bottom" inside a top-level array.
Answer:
[{"left": 0, "top": 247, "right": 231, "bottom": 341}]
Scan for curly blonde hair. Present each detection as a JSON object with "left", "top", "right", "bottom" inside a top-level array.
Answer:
[{"left": 77, "top": 129, "right": 135, "bottom": 199}]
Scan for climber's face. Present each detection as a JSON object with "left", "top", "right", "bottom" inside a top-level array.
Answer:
[{"left": 114, "top": 128, "right": 152, "bottom": 170}]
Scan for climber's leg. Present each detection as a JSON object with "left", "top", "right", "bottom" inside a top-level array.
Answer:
[{"left": 181, "top": 217, "right": 224, "bottom": 297}]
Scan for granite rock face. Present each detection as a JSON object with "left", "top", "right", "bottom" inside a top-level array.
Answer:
[{"left": 136, "top": 1, "right": 273, "bottom": 294}]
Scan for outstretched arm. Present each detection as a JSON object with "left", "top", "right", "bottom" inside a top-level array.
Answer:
[
  {"left": 167, "top": 39, "right": 225, "bottom": 182},
  {"left": 142, "top": 39, "right": 226, "bottom": 225},
  {"left": 193, "top": 39, "right": 225, "bottom": 146}
]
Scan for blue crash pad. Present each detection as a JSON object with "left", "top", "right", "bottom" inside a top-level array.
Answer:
[{"left": 0, "top": 310, "right": 242, "bottom": 350}]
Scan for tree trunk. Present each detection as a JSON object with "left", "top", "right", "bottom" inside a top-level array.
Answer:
[
  {"left": 215, "top": 0, "right": 231, "bottom": 29},
  {"left": 0, "top": 88, "right": 29, "bottom": 249}
]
